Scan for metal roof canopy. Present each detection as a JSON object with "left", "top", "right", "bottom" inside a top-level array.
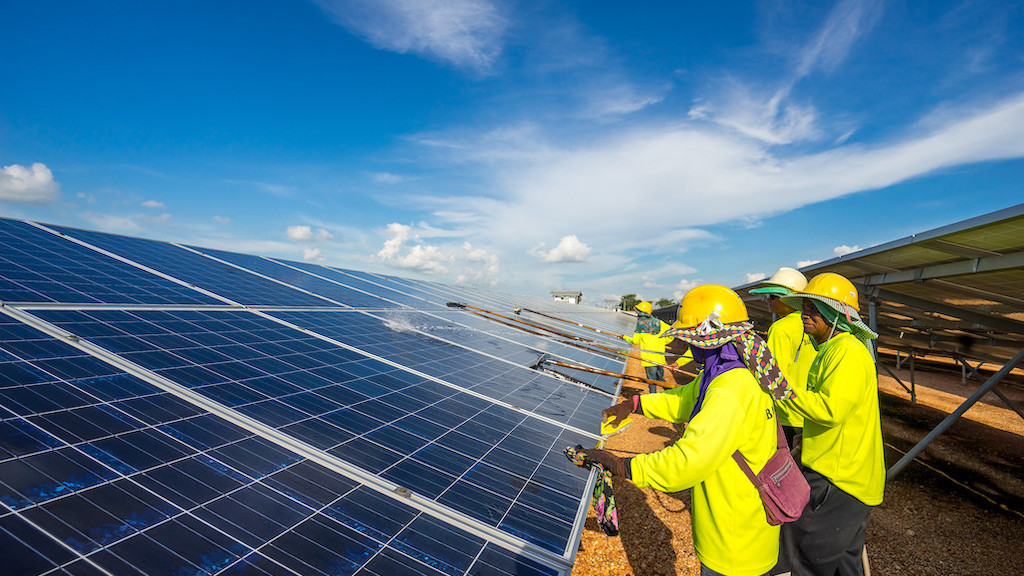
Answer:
[{"left": 736, "top": 203, "right": 1024, "bottom": 480}]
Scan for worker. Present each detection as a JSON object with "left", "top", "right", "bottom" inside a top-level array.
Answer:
[
  {"left": 585, "top": 285, "right": 782, "bottom": 576},
  {"left": 749, "top": 267, "right": 818, "bottom": 450},
  {"left": 774, "top": 272, "right": 884, "bottom": 576},
  {"left": 623, "top": 301, "right": 674, "bottom": 393}
]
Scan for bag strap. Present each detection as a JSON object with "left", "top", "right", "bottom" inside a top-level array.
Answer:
[{"left": 732, "top": 419, "right": 787, "bottom": 483}]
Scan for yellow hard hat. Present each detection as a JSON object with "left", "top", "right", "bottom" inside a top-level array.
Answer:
[
  {"left": 635, "top": 301, "right": 653, "bottom": 315},
  {"left": 800, "top": 272, "right": 860, "bottom": 311},
  {"left": 672, "top": 284, "right": 748, "bottom": 329}
]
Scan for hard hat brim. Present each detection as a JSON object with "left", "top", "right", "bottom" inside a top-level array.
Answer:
[{"left": 749, "top": 285, "right": 792, "bottom": 296}]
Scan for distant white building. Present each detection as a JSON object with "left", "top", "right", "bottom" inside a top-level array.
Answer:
[{"left": 550, "top": 290, "right": 583, "bottom": 304}]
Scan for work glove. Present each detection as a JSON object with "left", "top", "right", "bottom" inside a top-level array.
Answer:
[
  {"left": 581, "top": 449, "right": 631, "bottom": 479},
  {"left": 602, "top": 396, "right": 641, "bottom": 428}
]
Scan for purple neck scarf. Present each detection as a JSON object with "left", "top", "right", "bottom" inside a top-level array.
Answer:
[{"left": 689, "top": 342, "right": 746, "bottom": 420}]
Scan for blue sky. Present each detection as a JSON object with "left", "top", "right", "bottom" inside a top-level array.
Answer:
[{"left": 1, "top": 0, "right": 1022, "bottom": 306}]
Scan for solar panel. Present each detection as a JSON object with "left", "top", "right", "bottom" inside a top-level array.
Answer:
[
  {"left": 45, "top": 224, "right": 335, "bottom": 308},
  {"left": 0, "top": 218, "right": 627, "bottom": 575},
  {"left": 0, "top": 218, "right": 221, "bottom": 306},
  {"left": 1, "top": 315, "right": 562, "bottom": 576},
  {"left": 191, "top": 247, "right": 399, "bottom": 310}
]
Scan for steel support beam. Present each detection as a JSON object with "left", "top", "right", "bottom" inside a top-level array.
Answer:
[
  {"left": 886, "top": 346, "right": 1024, "bottom": 480},
  {"left": 853, "top": 250, "right": 1024, "bottom": 287},
  {"left": 867, "top": 286, "right": 1024, "bottom": 335}
]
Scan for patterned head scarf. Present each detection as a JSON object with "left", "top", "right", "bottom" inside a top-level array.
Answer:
[
  {"left": 635, "top": 314, "right": 663, "bottom": 335},
  {"left": 779, "top": 293, "right": 878, "bottom": 355},
  {"left": 665, "top": 310, "right": 795, "bottom": 401}
]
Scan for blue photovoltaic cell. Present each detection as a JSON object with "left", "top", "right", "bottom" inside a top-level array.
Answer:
[
  {"left": 394, "top": 309, "right": 626, "bottom": 388},
  {"left": 32, "top": 308, "right": 595, "bottom": 555},
  {"left": 0, "top": 315, "right": 574, "bottom": 575},
  {"left": 0, "top": 218, "right": 221, "bottom": 305},
  {"left": 282, "top": 260, "right": 447, "bottom": 310},
  {"left": 270, "top": 310, "right": 615, "bottom": 417},
  {"left": 46, "top": 224, "right": 336, "bottom": 308},
  {"left": 328, "top": 272, "right": 632, "bottom": 377},
  {"left": 0, "top": 218, "right": 651, "bottom": 574},
  {"left": 190, "top": 246, "right": 399, "bottom": 309}
]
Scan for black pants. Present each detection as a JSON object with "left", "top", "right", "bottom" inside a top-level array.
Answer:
[
  {"left": 782, "top": 425, "right": 802, "bottom": 452},
  {"left": 776, "top": 469, "right": 873, "bottom": 576}
]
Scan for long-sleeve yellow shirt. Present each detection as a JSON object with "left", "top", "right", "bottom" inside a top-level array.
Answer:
[
  {"left": 629, "top": 368, "right": 780, "bottom": 576},
  {"left": 779, "top": 332, "right": 885, "bottom": 505},
  {"left": 765, "top": 311, "right": 818, "bottom": 428},
  {"left": 623, "top": 320, "right": 673, "bottom": 367}
]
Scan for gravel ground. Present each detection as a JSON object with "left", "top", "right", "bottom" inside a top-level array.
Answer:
[{"left": 570, "top": 353, "right": 1024, "bottom": 576}]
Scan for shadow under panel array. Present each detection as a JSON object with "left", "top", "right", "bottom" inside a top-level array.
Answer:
[{"left": 0, "top": 217, "right": 619, "bottom": 576}]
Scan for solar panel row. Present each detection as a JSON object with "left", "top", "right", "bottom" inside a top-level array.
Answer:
[{"left": 0, "top": 216, "right": 636, "bottom": 575}]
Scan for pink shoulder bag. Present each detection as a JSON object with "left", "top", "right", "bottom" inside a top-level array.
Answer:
[{"left": 733, "top": 422, "right": 810, "bottom": 525}]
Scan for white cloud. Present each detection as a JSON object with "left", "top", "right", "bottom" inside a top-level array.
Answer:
[
  {"left": 797, "top": 259, "right": 821, "bottom": 268},
  {"left": 77, "top": 192, "right": 96, "bottom": 204},
  {"left": 287, "top": 225, "right": 333, "bottom": 242},
  {"left": 375, "top": 222, "right": 453, "bottom": 274},
  {"left": 213, "top": 215, "right": 231, "bottom": 225},
  {"left": 673, "top": 278, "right": 703, "bottom": 301},
  {"left": 377, "top": 222, "right": 411, "bottom": 260},
  {"left": 142, "top": 200, "right": 165, "bottom": 209},
  {"left": 0, "top": 163, "right": 60, "bottom": 204},
  {"left": 287, "top": 225, "right": 313, "bottom": 241},
  {"left": 530, "top": 235, "right": 592, "bottom": 263},
  {"left": 315, "top": 0, "right": 508, "bottom": 73},
  {"left": 304, "top": 248, "right": 326, "bottom": 262},
  {"left": 744, "top": 272, "right": 766, "bottom": 283},
  {"left": 456, "top": 242, "right": 500, "bottom": 285},
  {"left": 833, "top": 244, "right": 860, "bottom": 257}
]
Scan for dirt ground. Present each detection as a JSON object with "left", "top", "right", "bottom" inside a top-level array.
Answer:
[{"left": 570, "top": 352, "right": 1024, "bottom": 576}]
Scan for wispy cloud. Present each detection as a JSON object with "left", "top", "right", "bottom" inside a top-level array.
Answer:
[
  {"left": 694, "top": 0, "right": 883, "bottom": 145},
  {"left": 142, "top": 199, "right": 165, "bottom": 209},
  {"left": 370, "top": 172, "right": 404, "bottom": 184},
  {"left": 794, "top": 0, "right": 884, "bottom": 79},
  {"left": 409, "top": 89, "right": 1024, "bottom": 294},
  {"left": 81, "top": 211, "right": 171, "bottom": 234},
  {"left": 315, "top": 0, "right": 508, "bottom": 73},
  {"left": 225, "top": 179, "right": 296, "bottom": 197},
  {"left": 0, "top": 163, "right": 60, "bottom": 204}
]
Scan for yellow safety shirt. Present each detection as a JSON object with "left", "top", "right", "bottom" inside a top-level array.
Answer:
[
  {"left": 623, "top": 320, "right": 673, "bottom": 367},
  {"left": 780, "top": 332, "right": 885, "bottom": 505},
  {"left": 765, "top": 311, "right": 818, "bottom": 428},
  {"left": 629, "top": 368, "right": 780, "bottom": 576}
]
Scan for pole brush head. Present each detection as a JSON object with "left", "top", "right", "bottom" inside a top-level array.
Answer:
[{"left": 446, "top": 302, "right": 467, "bottom": 308}]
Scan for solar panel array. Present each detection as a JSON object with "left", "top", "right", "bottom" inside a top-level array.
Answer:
[{"left": 0, "top": 217, "right": 636, "bottom": 576}]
